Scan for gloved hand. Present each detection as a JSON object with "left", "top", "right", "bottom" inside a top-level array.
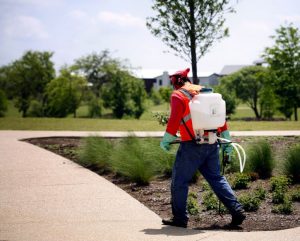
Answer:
[
  {"left": 220, "top": 130, "right": 233, "bottom": 164},
  {"left": 160, "top": 132, "right": 177, "bottom": 151}
]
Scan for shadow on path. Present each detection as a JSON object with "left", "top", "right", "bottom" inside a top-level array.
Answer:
[{"left": 141, "top": 226, "right": 204, "bottom": 237}]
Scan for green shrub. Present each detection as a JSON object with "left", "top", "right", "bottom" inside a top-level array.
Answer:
[
  {"left": 270, "top": 175, "right": 291, "bottom": 192},
  {"left": 272, "top": 189, "right": 286, "bottom": 204},
  {"left": 187, "top": 192, "right": 200, "bottom": 215},
  {"left": 201, "top": 191, "right": 227, "bottom": 213},
  {"left": 110, "top": 136, "right": 167, "bottom": 185},
  {"left": 246, "top": 140, "right": 275, "bottom": 179},
  {"left": 78, "top": 136, "right": 113, "bottom": 173},
  {"left": 153, "top": 112, "right": 169, "bottom": 126},
  {"left": 201, "top": 181, "right": 211, "bottom": 191},
  {"left": 238, "top": 193, "right": 261, "bottom": 212},
  {"left": 202, "top": 191, "right": 218, "bottom": 211},
  {"left": 254, "top": 186, "right": 267, "bottom": 200},
  {"left": 150, "top": 89, "right": 163, "bottom": 105},
  {"left": 231, "top": 173, "right": 251, "bottom": 190},
  {"left": 290, "top": 187, "right": 300, "bottom": 202},
  {"left": 272, "top": 197, "right": 293, "bottom": 214},
  {"left": 284, "top": 144, "right": 300, "bottom": 183}
]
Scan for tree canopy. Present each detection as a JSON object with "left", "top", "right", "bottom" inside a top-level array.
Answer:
[
  {"left": 45, "top": 69, "right": 87, "bottom": 118},
  {"left": 263, "top": 23, "right": 300, "bottom": 121},
  {"left": 4, "top": 51, "right": 55, "bottom": 117},
  {"left": 220, "top": 66, "right": 273, "bottom": 119},
  {"left": 146, "top": 0, "right": 235, "bottom": 84}
]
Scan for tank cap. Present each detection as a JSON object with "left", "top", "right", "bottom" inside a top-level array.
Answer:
[{"left": 200, "top": 87, "right": 213, "bottom": 93}]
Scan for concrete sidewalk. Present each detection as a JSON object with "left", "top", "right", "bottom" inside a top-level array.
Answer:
[{"left": 0, "top": 131, "right": 299, "bottom": 241}]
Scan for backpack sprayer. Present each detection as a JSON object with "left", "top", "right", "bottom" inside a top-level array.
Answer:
[{"left": 174, "top": 88, "right": 247, "bottom": 173}]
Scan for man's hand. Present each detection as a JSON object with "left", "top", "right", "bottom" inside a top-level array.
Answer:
[
  {"left": 160, "top": 132, "right": 177, "bottom": 151},
  {"left": 220, "top": 130, "right": 233, "bottom": 166}
]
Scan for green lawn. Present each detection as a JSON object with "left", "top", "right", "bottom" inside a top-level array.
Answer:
[{"left": 1, "top": 101, "right": 299, "bottom": 131}]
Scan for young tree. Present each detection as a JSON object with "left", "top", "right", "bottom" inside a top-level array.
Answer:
[
  {"left": 72, "top": 50, "right": 122, "bottom": 98},
  {"left": 45, "top": 69, "right": 87, "bottom": 118},
  {"left": 263, "top": 23, "right": 300, "bottom": 121},
  {"left": 223, "top": 66, "right": 273, "bottom": 119},
  {"left": 214, "top": 83, "right": 238, "bottom": 116},
  {"left": 5, "top": 51, "right": 55, "bottom": 117},
  {"left": 102, "top": 64, "right": 147, "bottom": 119},
  {"left": 146, "top": 0, "right": 236, "bottom": 84}
]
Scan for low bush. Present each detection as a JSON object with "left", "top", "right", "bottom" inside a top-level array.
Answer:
[
  {"left": 272, "top": 189, "right": 286, "bottom": 204},
  {"left": 238, "top": 193, "right": 261, "bottom": 212},
  {"left": 272, "top": 197, "right": 293, "bottom": 214},
  {"left": 270, "top": 175, "right": 291, "bottom": 192},
  {"left": 201, "top": 181, "right": 211, "bottom": 191},
  {"left": 201, "top": 191, "right": 227, "bottom": 214},
  {"left": 153, "top": 112, "right": 169, "bottom": 126},
  {"left": 284, "top": 144, "right": 300, "bottom": 183},
  {"left": 254, "top": 186, "right": 267, "bottom": 200},
  {"left": 290, "top": 187, "right": 300, "bottom": 202},
  {"left": 246, "top": 140, "right": 275, "bottom": 179},
  {"left": 231, "top": 173, "right": 251, "bottom": 190},
  {"left": 187, "top": 192, "right": 200, "bottom": 215},
  {"left": 78, "top": 136, "right": 113, "bottom": 173},
  {"left": 202, "top": 191, "right": 218, "bottom": 211}
]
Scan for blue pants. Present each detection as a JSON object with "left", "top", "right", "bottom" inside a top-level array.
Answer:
[{"left": 171, "top": 142, "right": 243, "bottom": 223}]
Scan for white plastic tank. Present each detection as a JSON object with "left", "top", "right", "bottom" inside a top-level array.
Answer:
[{"left": 189, "top": 91, "right": 226, "bottom": 130}]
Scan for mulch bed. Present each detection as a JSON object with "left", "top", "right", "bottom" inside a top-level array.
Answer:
[{"left": 25, "top": 136, "right": 300, "bottom": 232}]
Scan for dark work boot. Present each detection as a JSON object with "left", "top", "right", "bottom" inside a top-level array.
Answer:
[
  {"left": 162, "top": 218, "right": 188, "bottom": 228},
  {"left": 230, "top": 211, "right": 246, "bottom": 226}
]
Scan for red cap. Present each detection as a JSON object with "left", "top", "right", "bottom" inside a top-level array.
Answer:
[{"left": 170, "top": 68, "right": 190, "bottom": 78}]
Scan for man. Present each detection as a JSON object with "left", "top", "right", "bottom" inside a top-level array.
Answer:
[{"left": 160, "top": 68, "right": 245, "bottom": 228}]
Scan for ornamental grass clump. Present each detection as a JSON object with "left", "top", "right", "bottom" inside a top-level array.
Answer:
[
  {"left": 78, "top": 136, "right": 113, "bottom": 173},
  {"left": 284, "top": 144, "right": 300, "bottom": 183},
  {"left": 110, "top": 136, "right": 172, "bottom": 185},
  {"left": 246, "top": 140, "right": 275, "bottom": 179}
]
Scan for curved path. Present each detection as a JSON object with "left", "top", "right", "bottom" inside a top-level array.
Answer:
[{"left": 0, "top": 131, "right": 299, "bottom": 241}]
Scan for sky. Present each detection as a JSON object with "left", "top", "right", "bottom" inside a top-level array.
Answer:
[{"left": 0, "top": 0, "right": 300, "bottom": 77}]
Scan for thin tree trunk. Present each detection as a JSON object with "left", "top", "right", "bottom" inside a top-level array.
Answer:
[
  {"left": 294, "top": 105, "right": 298, "bottom": 121},
  {"left": 188, "top": 0, "right": 198, "bottom": 84}
]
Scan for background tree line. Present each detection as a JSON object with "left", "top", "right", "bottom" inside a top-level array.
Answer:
[
  {"left": 0, "top": 50, "right": 148, "bottom": 119},
  {"left": 216, "top": 23, "right": 300, "bottom": 121},
  {"left": 0, "top": 23, "right": 299, "bottom": 121}
]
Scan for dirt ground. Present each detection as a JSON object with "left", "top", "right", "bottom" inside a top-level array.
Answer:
[{"left": 26, "top": 136, "right": 300, "bottom": 232}]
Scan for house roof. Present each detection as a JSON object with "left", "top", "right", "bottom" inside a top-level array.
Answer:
[{"left": 219, "top": 65, "right": 247, "bottom": 75}]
